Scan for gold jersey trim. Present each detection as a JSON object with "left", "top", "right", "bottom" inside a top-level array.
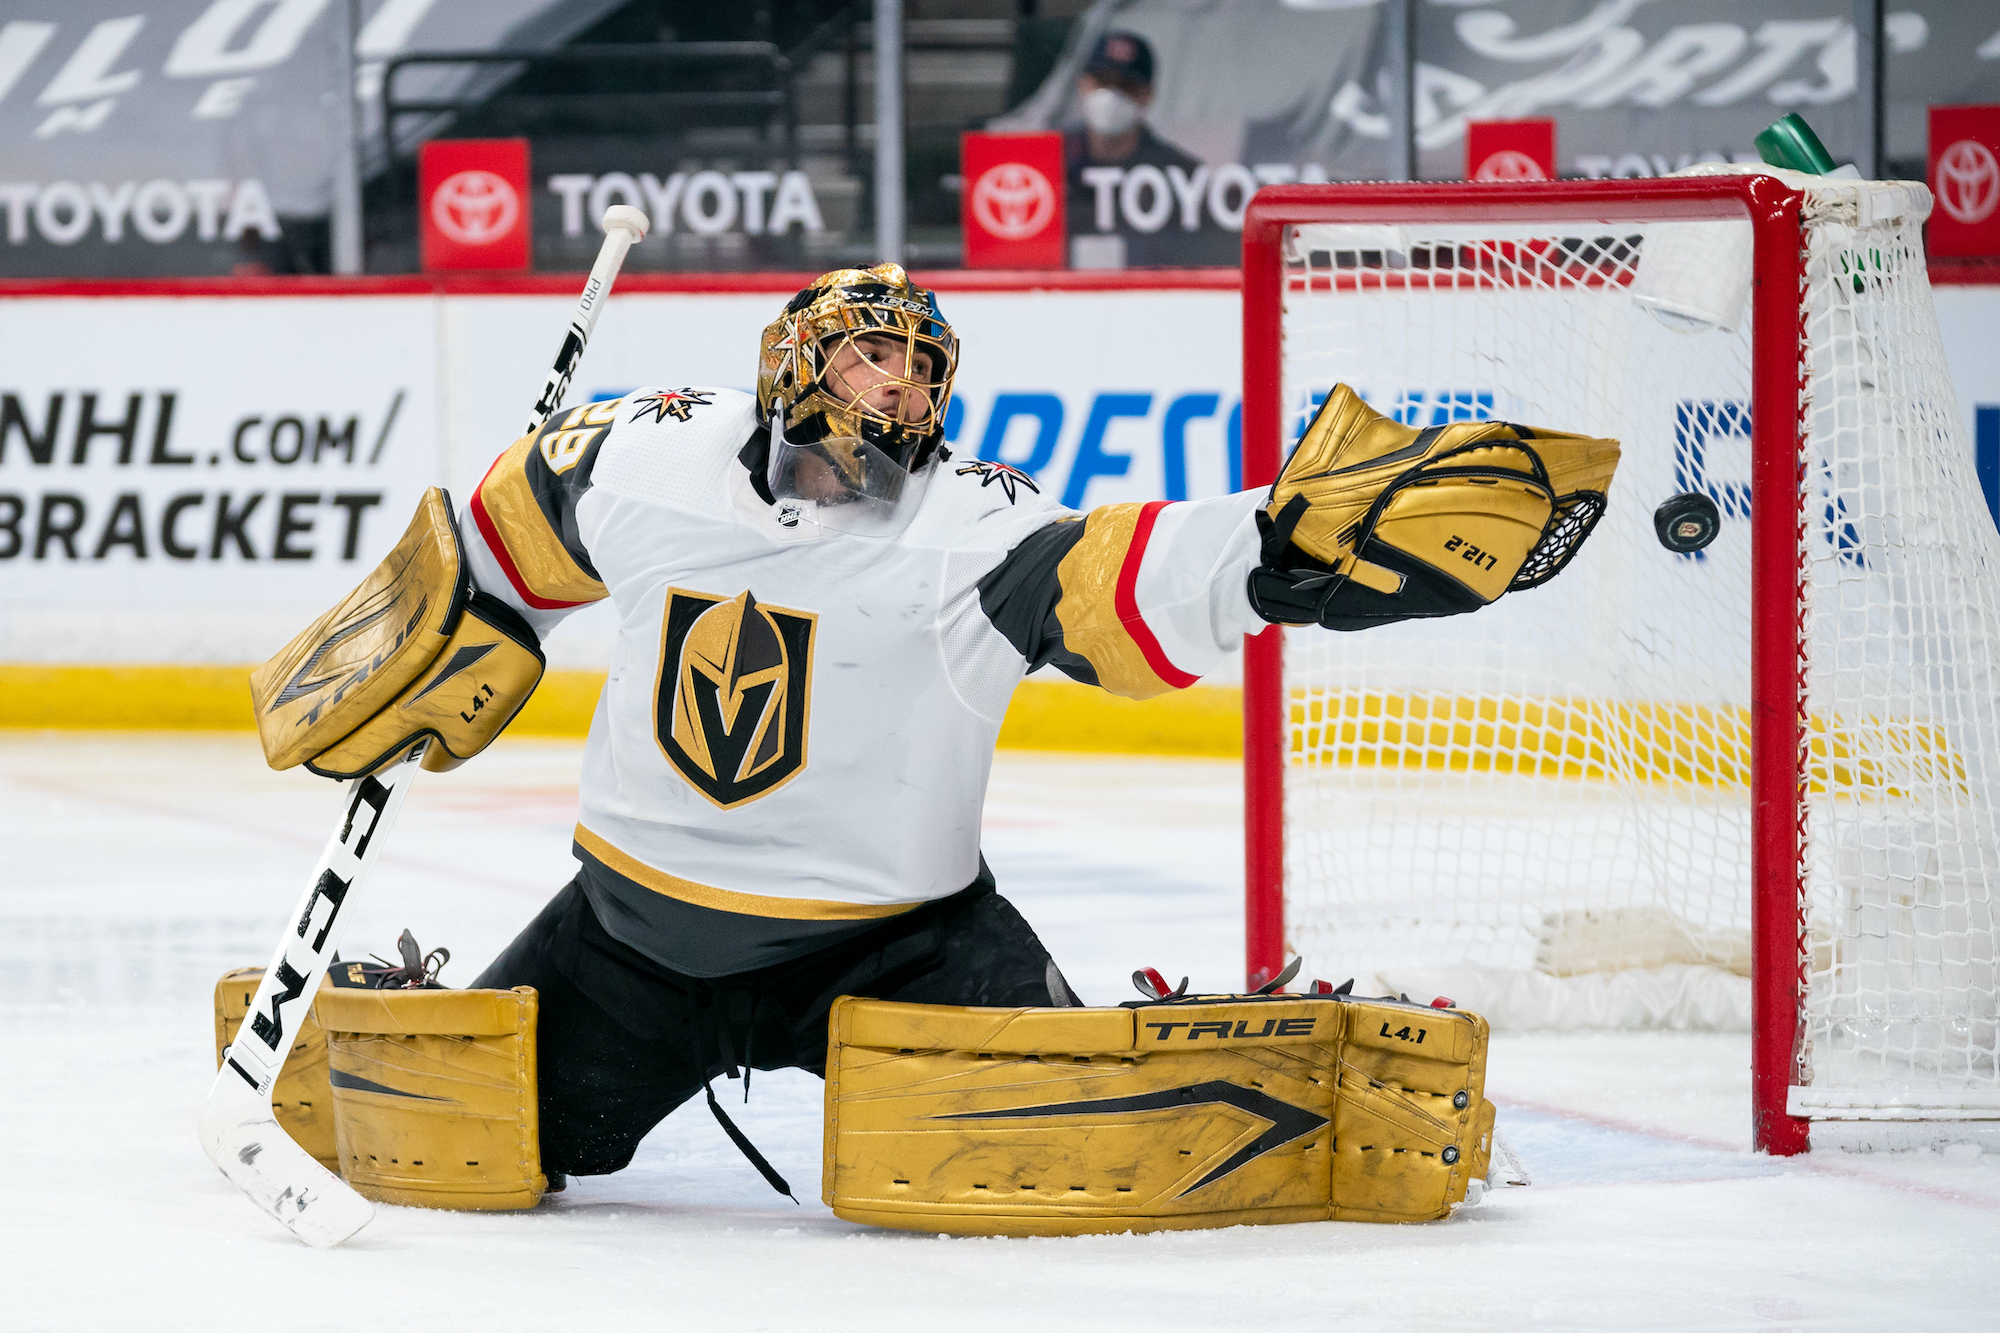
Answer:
[
  {"left": 1052, "top": 503, "right": 1175, "bottom": 701},
  {"left": 574, "top": 823, "right": 925, "bottom": 921},
  {"left": 470, "top": 436, "right": 609, "bottom": 610}
]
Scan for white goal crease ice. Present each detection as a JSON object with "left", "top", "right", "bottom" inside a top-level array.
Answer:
[{"left": 1240, "top": 170, "right": 2000, "bottom": 1153}]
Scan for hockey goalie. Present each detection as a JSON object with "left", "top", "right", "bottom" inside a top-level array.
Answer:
[{"left": 238, "top": 264, "right": 1615, "bottom": 1234}]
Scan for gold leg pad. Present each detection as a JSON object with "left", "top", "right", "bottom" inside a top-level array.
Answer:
[
  {"left": 1331, "top": 998, "right": 1494, "bottom": 1223},
  {"left": 319, "top": 986, "right": 545, "bottom": 1211},
  {"left": 823, "top": 994, "right": 1495, "bottom": 1236}
]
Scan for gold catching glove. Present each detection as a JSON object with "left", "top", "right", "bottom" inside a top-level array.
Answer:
[
  {"left": 248, "top": 488, "right": 545, "bottom": 779},
  {"left": 1247, "top": 385, "right": 1619, "bottom": 630}
]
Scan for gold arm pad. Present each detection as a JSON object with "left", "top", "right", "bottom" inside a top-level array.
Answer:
[{"left": 248, "top": 488, "right": 545, "bottom": 781}]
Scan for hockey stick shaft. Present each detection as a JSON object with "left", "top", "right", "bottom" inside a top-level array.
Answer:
[
  {"left": 202, "top": 207, "right": 651, "bottom": 1247},
  {"left": 525, "top": 204, "right": 651, "bottom": 435},
  {"left": 199, "top": 743, "right": 425, "bottom": 1246}
]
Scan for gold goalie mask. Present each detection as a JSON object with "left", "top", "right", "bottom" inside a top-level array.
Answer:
[
  {"left": 756, "top": 263, "right": 959, "bottom": 538},
  {"left": 1248, "top": 385, "right": 1620, "bottom": 631}
]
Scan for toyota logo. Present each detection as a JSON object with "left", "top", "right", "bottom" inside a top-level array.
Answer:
[
  {"left": 1473, "top": 150, "right": 1548, "bottom": 182},
  {"left": 971, "top": 162, "right": 1056, "bottom": 241},
  {"left": 431, "top": 169, "right": 521, "bottom": 245},
  {"left": 1936, "top": 139, "right": 2000, "bottom": 226}
]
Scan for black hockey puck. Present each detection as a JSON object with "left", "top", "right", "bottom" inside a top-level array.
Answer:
[{"left": 1654, "top": 492, "right": 1721, "bottom": 553}]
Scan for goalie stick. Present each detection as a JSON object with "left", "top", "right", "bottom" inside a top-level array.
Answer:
[{"left": 199, "top": 204, "right": 652, "bottom": 1247}]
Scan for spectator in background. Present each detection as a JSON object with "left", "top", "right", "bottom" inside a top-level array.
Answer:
[{"left": 1063, "top": 31, "right": 1231, "bottom": 268}]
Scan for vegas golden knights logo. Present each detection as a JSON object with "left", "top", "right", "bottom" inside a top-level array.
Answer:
[{"left": 656, "top": 587, "right": 816, "bottom": 808}]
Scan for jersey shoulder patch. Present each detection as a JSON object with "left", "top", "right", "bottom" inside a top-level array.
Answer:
[
  {"left": 627, "top": 387, "right": 724, "bottom": 426},
  {"left": 950, "top": 458, "right": 1040, "bottom": 504},
  {"left": 591, "top": 385, "right": 757, "bottom": 515},
  {"left": 907, "top": 452, "right": 1069, "bottom": 552}
]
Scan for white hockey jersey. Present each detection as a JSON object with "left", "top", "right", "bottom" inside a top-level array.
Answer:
[{"left": 464, "top": 386, "right": 1264, "bottom": 975}]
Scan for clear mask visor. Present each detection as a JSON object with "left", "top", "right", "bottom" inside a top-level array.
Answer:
[{"left": 767, "top": 427, "right": 937, "bottom": 539}]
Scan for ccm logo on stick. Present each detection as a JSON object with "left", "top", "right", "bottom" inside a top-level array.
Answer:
[
  {"left": 246, "top": 958, "right": 309, "bottom": 1053},
  {"left": 1145, "top": 1018, "right": 1317, "bottom": 1040}
]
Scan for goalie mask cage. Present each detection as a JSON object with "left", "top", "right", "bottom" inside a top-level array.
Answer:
[{"left": 1240, "top": 175, "right": 2000, "bottom": 1156}]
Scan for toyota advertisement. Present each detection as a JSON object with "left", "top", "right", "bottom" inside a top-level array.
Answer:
[
  {"left": 1930, "top": 105, "right": 2000, "bottom": 257},
  {"left": 3, "top": 1, "right": 1998, "bottom": 276},
  {"left": 0, "top": 0, "right": 624, "bottom": 276},
  {"left": 1467, "top": 120, "right": 1557, "bottom": 182},
  {"left": 962, "top": 133, "right": 1066, "bottom": 269},
  {"left": 1001, "top": 0, "right": 2000, "bottom": 206},
  {"left": 420, "top": 140, "right": 530, "bottom": 271}
]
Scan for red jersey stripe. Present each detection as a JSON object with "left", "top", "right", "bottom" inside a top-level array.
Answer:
[
  {"left": 1112, "top": 500, "right": 1199, "bottom": 691},
  {"left": 469, "top": 452, "right": 596, "bottom": 612}
]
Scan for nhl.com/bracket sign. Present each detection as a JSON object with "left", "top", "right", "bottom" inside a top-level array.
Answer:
[
  {"left": 1929, "top": 105, "right": 2000, "bottom": 259},
  {"left": 961, "top": 132, "right": 1065, "bottom": 270},
  {"left": 419, "top": 139, "right": 530, "bottom": 272}
]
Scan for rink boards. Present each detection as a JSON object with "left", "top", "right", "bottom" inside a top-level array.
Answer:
[{"left": 2, "top": 275, "right": 1997, "bottom": 742}]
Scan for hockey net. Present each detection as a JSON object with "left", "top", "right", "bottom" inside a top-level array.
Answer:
[{"left": 1241, "top": 174, "right": 2000, "bottom": 1152}]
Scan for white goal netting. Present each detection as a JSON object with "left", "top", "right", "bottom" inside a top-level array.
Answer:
[{"left": 1271, "top": 174, "right": 2000, "bottom": 1128}]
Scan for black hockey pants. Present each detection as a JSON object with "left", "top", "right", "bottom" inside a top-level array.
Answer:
[{"left": 472, "top": 875, "right": 1076, "bottom": 1179}]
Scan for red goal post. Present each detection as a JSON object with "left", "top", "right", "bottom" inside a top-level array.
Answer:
[{"left": 1239, "top": 177, "right": 1817, "bottom": 1155}]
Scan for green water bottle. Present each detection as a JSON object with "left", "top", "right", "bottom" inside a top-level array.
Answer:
[
  {"left": 1757, "top": 114, "right": 1876, "bottom": 290},
  {"left": 1755, "top": 113, "right": 1839, "bottom": 175}
]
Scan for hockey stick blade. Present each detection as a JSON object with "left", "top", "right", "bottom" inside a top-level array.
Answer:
[
  {"left": 200, "top": 743, "right": 426, "bottom": 1247},
  {"left": 199, "top": 1104, "right": 373, "bottom": 1248}
]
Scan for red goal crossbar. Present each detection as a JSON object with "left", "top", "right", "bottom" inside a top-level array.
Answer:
[{"left": 1237, "top": 178, "right": 1812, "bottom": 1155}]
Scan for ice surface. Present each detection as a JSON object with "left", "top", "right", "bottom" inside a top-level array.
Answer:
[{"left": 5, "top": 733, "right": 2000, "bottom": 1331}]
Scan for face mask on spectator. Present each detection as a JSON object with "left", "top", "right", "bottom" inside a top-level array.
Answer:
[{"left": 1083, "top": 86, "right": 1140, "bottom": 135}]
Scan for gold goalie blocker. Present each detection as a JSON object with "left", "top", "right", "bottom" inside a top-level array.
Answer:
[
  {"left": 1248, "top": 383, "right": 1620, "bottom": 631},
  {"left": 824, "top": 991, "right": 1496, "bottom": 1236},
  {"left": 248, "top": 487, "right": 545, "bottom": 779}
]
